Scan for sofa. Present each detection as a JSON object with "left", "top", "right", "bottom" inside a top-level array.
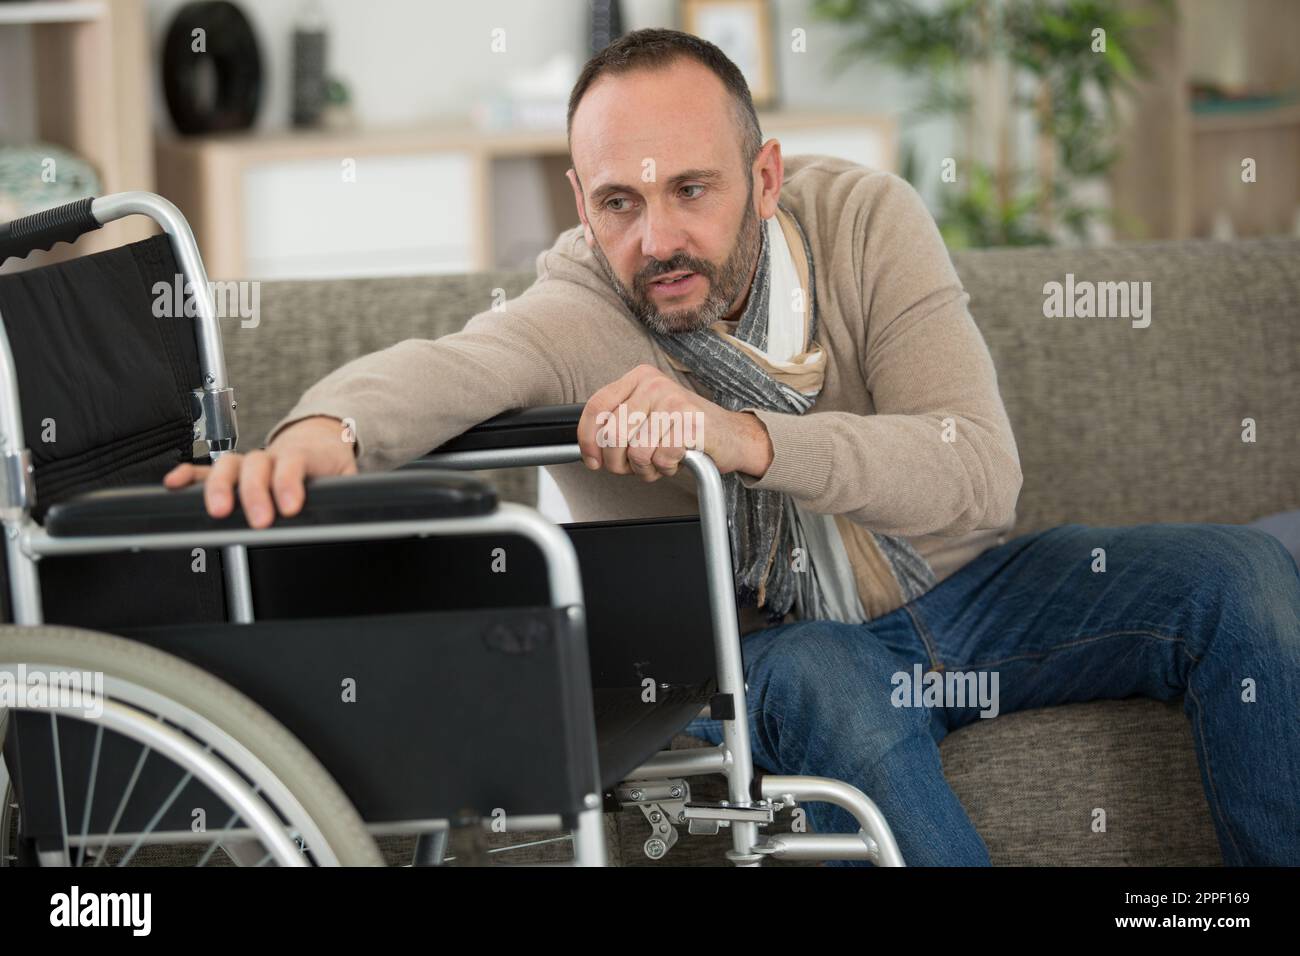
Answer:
[{"left": 222, "top": 237, "right": 1299, "bottom": 866}]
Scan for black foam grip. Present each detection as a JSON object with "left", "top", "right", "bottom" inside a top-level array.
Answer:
[
  {"left": 432, "top": 403, "right": 585, "bottom": 453},
  {"left": 0, "top": 198, "right": 101, "bottom": 264}
]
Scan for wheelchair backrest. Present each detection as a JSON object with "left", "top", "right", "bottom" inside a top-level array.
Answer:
[{"left": 0, "top": 236, "right": 226, "bottom": 626}]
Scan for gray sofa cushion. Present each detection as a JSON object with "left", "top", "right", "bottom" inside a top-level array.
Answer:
[{"left": 937, "top": 699, "right": 1221, "bottom": 865}]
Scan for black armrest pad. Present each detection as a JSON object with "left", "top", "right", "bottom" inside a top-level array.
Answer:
[
  {"left": 432, "top": 403, "right": 583, "bottom": 453},
  {"left": 44, "top": 472, "right": 497, "bottom": 537}
]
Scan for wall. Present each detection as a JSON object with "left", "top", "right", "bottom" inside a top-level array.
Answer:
[{"left": 145, "top": 0, "right": 952, "bottom": 203}]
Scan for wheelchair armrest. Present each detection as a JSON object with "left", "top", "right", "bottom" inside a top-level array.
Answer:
[
  {"left": 431, "top": 403, "right": 583, "bottom": 453},
  {"left": 43, "top": 471, "right": 496, "bottom": 537}
]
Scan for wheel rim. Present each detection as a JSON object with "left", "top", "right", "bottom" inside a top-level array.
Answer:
[{"left": 3, "top": 662, "right": 346, "bottom": 866}]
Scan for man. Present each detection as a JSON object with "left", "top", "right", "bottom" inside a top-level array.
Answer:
[{"left": 166, "top": 29, "right": 1300, "bottom": 865}]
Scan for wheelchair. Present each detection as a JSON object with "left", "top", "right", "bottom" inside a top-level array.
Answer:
[{"left": 0, "top": 192, "right": 903, "bottom": 867}]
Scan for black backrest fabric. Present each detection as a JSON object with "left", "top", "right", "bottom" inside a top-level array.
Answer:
[
  {"left": 0, "top": 235, "right": 226, "bottom": 626},
  {"left": 0, "top": 235, "right": 200, "bottom": 509}
]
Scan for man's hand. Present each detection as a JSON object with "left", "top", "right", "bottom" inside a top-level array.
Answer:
[
  {"left": 162, "top": 415, "right": 358, "bottom": 528},
  {"left": 577, "top": 364, "right": 773, "bottom": 481}
]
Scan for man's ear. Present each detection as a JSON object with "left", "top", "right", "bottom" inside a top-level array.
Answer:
[
  {"left": 566, "top": 168, "right": 595, "bottom": 247},
  {"left": 754, "top": 139, "right": 784, "bottom": 220}
]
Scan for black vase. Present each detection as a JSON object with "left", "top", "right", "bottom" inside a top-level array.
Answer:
[
  {"left": 291, "top": 27, "right": 327, "bottom": 128},
  {"left": 162, "top": 1, "right": 263, "bottom": 135}
]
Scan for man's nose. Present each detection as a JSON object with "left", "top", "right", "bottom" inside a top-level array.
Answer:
[{"left": 639, "top": 202, "right": 688, "bottom": 264}]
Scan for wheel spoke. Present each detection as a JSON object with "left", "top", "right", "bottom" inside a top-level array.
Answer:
[
  {"left": 488, "top": 834, "right": 573, "bottom": 856},
  {"left": 93, "top": 743, "right": 151, "bottom": 866},
  {"left": 75, "top": 724, "right": 104, "bottom": 867},
  {"left": 49, "top": 714, "right": 71, "bottom": 866},
  {"left": 117, "top": 736, "right": 207, "bottom": 867}
]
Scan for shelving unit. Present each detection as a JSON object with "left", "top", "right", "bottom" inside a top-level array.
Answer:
[
  {"left": 1111, "top": 0, "right": 1300, "bottom": 241},
  {"left": 0, "top": 0, "right": 154, "bottom": 273},
  {"left": 0, "top": 2, "right": 105, "bottom": 24}
]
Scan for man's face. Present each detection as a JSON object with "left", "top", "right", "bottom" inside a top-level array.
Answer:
[{"left": 568, "top": 59, "right": 766, "bottom": 335}]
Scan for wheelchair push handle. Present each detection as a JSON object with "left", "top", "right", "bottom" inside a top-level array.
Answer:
[{"left": 0, "top": 196, "right": 103, "bottom": 265}]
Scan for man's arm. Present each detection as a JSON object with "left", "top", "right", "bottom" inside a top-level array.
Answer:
[
  {"left": 266, "top": 295, "right": 578, "bottom": 471},
  {"left": 165, "top": 281, "right": 585, "bottom": 526},
  {"left": 738, "top": 174, "right": 1022, "bottom": 539}
]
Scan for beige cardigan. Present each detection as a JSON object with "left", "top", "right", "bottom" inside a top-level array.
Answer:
[{"left": 270, "top": 154, "right": 1023, "bottom": 630}]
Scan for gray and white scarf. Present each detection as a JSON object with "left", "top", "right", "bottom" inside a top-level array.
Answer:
[{"left": 650, "top": 204, "right": 937, "bottom": 624}]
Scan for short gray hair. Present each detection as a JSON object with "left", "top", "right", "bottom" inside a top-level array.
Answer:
[{"left": 567, "top": 28, "right": 762, "bottom": 177}]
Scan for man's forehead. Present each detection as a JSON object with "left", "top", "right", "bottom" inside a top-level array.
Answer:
[
  {"left": 573, "top": 126, "right": 730, "bottom": 179},
  {"left": 571, "top": 63, "right": 737, "bottom": 186},
  {"left": 572, "top": 127, "right": 737, "bottom": 194}
]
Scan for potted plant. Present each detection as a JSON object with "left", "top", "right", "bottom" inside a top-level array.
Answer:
[{"left": 812, "top": 0, "right": 1171, "bottom": 247}]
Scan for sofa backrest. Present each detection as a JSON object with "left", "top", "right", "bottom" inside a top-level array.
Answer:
[
  {"left": 951, "top": 237, "right": 1298, "bottom": 533},
  {"left": 225, "top": 238, "right": 1299, "bottom": 533}
]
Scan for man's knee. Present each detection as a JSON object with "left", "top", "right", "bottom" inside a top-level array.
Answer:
[
  {"left": 1137, "top": 525, "right": 1293, "bottom": 596},
  {"left": 1183, "top": 526, "right": 1300, "bottom": 658},
  {"left": 748, "top": 620, "right": 929, "bottom": 759},
  {"left": 1229, "top": 528, "right": 1300, "bottom": 650},
  {"left": 1203, "top": 524, "right": 1296, "bottom": 600}
]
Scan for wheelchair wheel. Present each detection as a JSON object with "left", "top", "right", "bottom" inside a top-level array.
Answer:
[{"left": 0, "top": 625, "right": 383, "bottom": 866}]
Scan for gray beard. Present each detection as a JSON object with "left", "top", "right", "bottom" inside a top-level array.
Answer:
[{"left": 588, "top": 199, "right": 762, "bottom": 336}]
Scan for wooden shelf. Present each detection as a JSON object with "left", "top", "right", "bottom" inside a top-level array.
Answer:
[
  {"left": 156, "top": 110, "right": 895, "bottom": 162},
  {"left": 1191, "top": 103, "right": 1300, "bottom": 135},
  {"left": 156, "top": 110, "right": 898, "bottom": 278},
  {"left": 0, "top": 2, "right": 105, "bottom": 26}
]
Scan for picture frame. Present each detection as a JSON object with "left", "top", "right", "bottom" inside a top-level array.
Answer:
[{"left": 680, "top": 0, "right": 776, "bottom": 108}]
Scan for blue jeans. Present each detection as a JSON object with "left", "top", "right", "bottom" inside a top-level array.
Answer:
[{"left": 684, "top": 523, "right": 1300, "bottom": 866}]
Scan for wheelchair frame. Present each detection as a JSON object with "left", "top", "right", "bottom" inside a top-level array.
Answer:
[
  {"left": 417, "top": 445, "right": 903, "bottom": 865},
  {"left": 0, "top": 192, "right": 903, "bottom": 867}
]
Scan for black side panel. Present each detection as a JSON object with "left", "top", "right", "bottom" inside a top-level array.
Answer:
[
  {"left": 105, "top": 608, "right": 595, "bottom": 823},
  {"left": 248, "top": 516, "right": 717, "bottom": 688},
  {"left": 563, "top": 517, "right": 717, "bottom": 688},
  {"left": 9, "top": 608, "right": 597, "bottom": 832},
  {"left": 592, "top": 685, "right": 714, "bottom": 788}
]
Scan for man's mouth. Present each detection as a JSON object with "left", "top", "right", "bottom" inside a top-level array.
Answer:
[
  {"left": 652, "top": 270, "right": 694, "bottom": 285},
  {"left": 649, "top": 271, "right": 700, "bottom": 296}
]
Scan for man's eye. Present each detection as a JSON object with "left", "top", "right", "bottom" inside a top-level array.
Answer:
[
  {"left": 680, "top": 184, "right": 704, "bottom": 199},
  {"left": 605, "top": 198, "right": 630, "bottom": 212}
]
